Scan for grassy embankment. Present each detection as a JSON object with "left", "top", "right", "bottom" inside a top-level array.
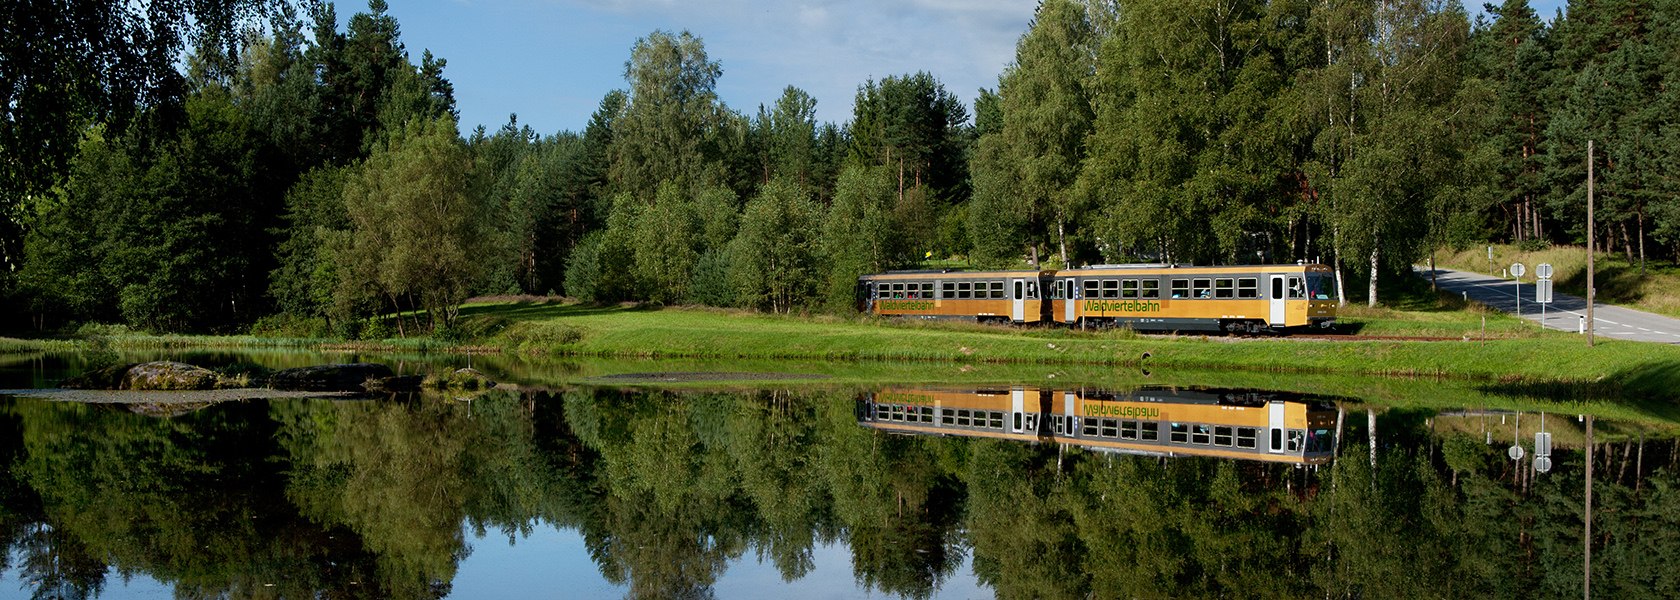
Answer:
[
  {"left": 440, "top": 299, "right": 1679, "bottom": 397},
  {"left": 1433, "top": 244, "right": 1680, "bottom": 318}
]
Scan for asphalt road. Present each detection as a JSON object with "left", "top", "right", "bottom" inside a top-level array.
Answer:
[{"left": 1418, "top": 267, "right": 1680, "bottom": 345}]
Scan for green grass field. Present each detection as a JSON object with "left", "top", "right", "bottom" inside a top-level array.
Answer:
[{"left": 446, "top": 299, "right": 1680, "bottom": 401}]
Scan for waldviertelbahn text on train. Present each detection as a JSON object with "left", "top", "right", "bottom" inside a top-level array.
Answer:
[
  {"left": 858, "top": 386, "right": 1340, "bottom": 465},
  {"left": 857, "top": 263, "right": 1339, "bottom": 333}
]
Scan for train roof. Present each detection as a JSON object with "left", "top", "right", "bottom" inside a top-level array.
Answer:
[{"left": 1061, "top": 263, "right": 1333, "bottom": 274}]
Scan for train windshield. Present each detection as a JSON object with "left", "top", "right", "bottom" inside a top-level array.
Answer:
[
  {"left": 1304, "top": 273, "right": 1337, "bottom": 301},
  {"left": 1305, "top": 427, "right": 1336, "bottom": 454}
]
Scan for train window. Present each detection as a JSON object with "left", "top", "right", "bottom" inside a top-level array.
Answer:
[
  {"left": 1237, "top": 278, "right": 1258, "bottom": 299},
  {"left": 1101, "top": 419, "right": 1119, "bottom": 438},
  {"left": 921, "top": 282, "right": 934, "bottom": 298},
  {"left": 1119, "top": 279, "right": 1137, "bottom": 298},
  {"left": 1140, "top": 422, "right": 1159, "bottom": 441},
  {"left": 1287, "top": 276, "right": 1305, "bottom": 300},
  {"left": 990, "top": 412, "right": 1004, "bottom": 429},
  {"left": 1050, "top": 281, "right": 1062, "bottom": 300},
  {"left": 1025, "top": 414, "right": 1038, "bottom": 430},
  {"left": 1171, "top": 279, "right": 1190, "bottom": 298},
  {"left": 1081, "top": 420, "right": 1098, "bottom": 436},
  {"left": 1119, "top": 420, "right": 1138, "bottom": 439},
  {"left": 957, "top": 282, "right": 972, "bottom": 299},
  {"left": 956, "top": 409, "right": 972, "bottom": 426},
  {"left": 1013, "top": 280, "right": 1023, "bottom": 300},
  {"left": 1193, "top": 279, "right": 1212, "bottom": 298},
  {"left": 1214, "top": 279, "right": 1235, "bottom": 299},
  {"left": 1026, "top": 282, "right": 1038, "bottom": 299},
  {"left": 1237, "top": 427, "right": 1258, "bottom": 448},
  {"left": 1013, "top": 412, "right": 1022, "bottom": 430},
  {"left": 1271, "top": 277, "right": 1283, "bottom": 299},
  {"left": 1140, "top": 279, "right": 1161, "bottom": 299},
  {"left": 1214, "top": 426, "right": 1234, "bottom": 446},
  {"left": 1287, "top": 430, "right": 1304, "bottom": 452},
  {"left": 1170, "top": 423, "right": 1189, "bottom": 443},
  {"left": 942, "top": 282, "right": 955, "bottom": 298},
  {"left": 1099, "top": 279, "right": 1118, "bottom": 299},
  {"left": 923, "top": 407, "right": 935, "bottom": 423},
  {"left": 905, "top": 284, "right": 918, "bottom": 299},
  {"left": 941, "top": 409, "right": 954, "bottom": 425},
  {"left": 1192, "top": 425, "right": 1212, "bottom": 445},
  {"left": 990, "top": 281, "right": 1006, "bottom": 299},
  {"left": 875, "top": 406, "right": 889, "bottom": 419}
]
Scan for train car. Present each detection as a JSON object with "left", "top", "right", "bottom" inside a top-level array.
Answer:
[
  {"left": 859, "top": 386, "right": 1054, "bottom": 443},
  {"left": 859, "top": 386, "right": 1339, "bottom": 465},
  {"left": 1057, "top": 387, "right": 1339, "bottom": 465},
  {"left": 1047, "top": 263, "right": 1338, "bottom": 333},
  {"left": 857, "top": 270, "right": 1052, "bottom": 324}
]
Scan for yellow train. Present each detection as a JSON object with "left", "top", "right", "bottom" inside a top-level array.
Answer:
[
  {"left": 859, "top": 386, "right": 1340, "bottom": 465},
  {"left": 858, "top": 263, "right": 1339, "bottom": 333}
]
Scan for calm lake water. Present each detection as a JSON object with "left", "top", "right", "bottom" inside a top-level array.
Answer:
[{"left": 1, "top": 351, "right": 1677, "bottom": 599}]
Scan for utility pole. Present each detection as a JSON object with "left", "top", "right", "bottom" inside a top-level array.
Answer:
[{"left": 1587, "top": 140, "right": 1596, "bottom": 347}]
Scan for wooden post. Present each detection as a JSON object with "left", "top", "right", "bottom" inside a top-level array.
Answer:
[{"left": 1587, "top": 140, "right": 1595, "bottom": 347}]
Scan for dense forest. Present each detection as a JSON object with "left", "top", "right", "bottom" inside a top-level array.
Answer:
[{"left": 4, "top": 0, "right": 1680, "bottom": 335}]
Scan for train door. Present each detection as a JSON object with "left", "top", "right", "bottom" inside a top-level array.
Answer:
[
  {"left": 1267, "top": 400, "right": 1287, "bottom": 454},
  {"left": 1063, "top": 279, "right": 1078, "bottom": 323},
  {"left": 1011, "top": 279, "right": 1026, "bottom": 321},
  {"left": 1010, "top": 388, "right": 1026, "bottom": 433},
  {"left": 1063, "top": 391, "right": 1078, "bottom": 438},
  {"left": 1269, "top": 275, "right": 1287, "bottom": 326}
]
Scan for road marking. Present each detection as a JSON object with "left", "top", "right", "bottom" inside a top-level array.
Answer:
[{"left": 1639, "top": 327, "right": 1652, "bottom": 332}]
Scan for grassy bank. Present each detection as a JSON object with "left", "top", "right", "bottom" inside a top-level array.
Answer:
[
  {"left": 447, "top": 300, "right": 1680, "bottom": 399},
  {"left": 1434, "top": 244, "right": 1680, "bottom": 318}
]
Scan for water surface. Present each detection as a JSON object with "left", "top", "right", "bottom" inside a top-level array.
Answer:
[{"left": 1, "top": 352, "right": 1675, "bottom": 599}]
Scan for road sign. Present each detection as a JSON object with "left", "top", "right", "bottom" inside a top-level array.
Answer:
[
  {"left": 1508, "top": 445, "right": 1525, "bottom": 460},
  {"left": 1537, "top": 279, "right": 1553, "bottom": 304},
  {"left": 1535, "top": 456, "right": 1553, "bottom": 473},
  {"left": 1537, "top": 263, "right": 1553, "bottom": 279},
  {"left": 1511, "top": 262, "right": 1526, "bottom": 278},
  {"left": 1535, "top": 432, "right": 1553, "bottom": 457}
]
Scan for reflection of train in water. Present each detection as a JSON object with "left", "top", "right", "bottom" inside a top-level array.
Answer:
[{"left": 860, "top": 386, "right": 1340, "bottom": 465}]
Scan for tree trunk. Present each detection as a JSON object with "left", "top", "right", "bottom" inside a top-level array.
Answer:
[
  {"left": 1057, "top": 219, "right": 1068, "bottom": 267},
  {"left": 1333, "top": 226, "right": 1347, "bottom": 307},
  {"left": 897, "top": 155, "right": 905, "bottom": 205},
  {"left": 1367, "top": 408, "right": 1377, "bottom": 470},
  {"left": 1638, "top": 209, "right": 1647, "bottom": 275},
  {"left": 1621, "top": 222, "right": 1633, "bottom": 263},
  {"left": 1368, "top": 245, "right": 1380, "bottom": 308},
  {"left": 390, "top": 293, "right": 406, "bottom": 339}
]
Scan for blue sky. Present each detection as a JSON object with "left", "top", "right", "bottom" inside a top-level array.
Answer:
[
  {"left": 384, "top": 0, "right": 1570, "bottom": 137},
  {"left": 389, "top": 0, "right": 1035, "bottom": 136}
]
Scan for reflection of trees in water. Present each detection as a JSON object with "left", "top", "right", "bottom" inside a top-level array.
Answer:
[{"left": 4, "top": 393, "right": 1680, "bottom": 598}]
